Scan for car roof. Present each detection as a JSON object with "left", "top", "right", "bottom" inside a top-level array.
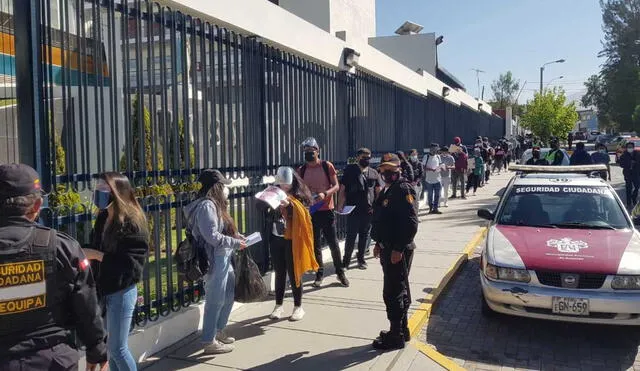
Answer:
[{"left": 512, "top": 175, "right": 609, "bottom": 187}]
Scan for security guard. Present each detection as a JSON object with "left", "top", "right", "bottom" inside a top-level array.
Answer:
[
  {"left": 545, "top": 137, "right": 566, "bottom": 165},
  {"left": 371, "top": 153, "right": 418, "bottom": 350},
  {"left": 0, "top": 164, "right": 107, "bottom": 371}
]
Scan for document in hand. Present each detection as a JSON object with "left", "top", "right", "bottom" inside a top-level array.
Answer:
[
  {"left": 245, "top": 232, "right": 262, "bottom": 247},
  {"left": 449, "top": 144, "right": 461, "bottom": 153},
  {"left": 255, "top": 186, "right": 288, "bottom": 209},
  {"left": 337, "top": 205, "right": 356, "bottom": 215}
]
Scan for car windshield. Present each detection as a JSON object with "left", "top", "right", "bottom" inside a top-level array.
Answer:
[{"left": 498, "top": 185, "right": 630, "bottom": 229}]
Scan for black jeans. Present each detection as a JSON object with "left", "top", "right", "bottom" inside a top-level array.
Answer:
[
  {"left": 466, "top": 173, "right": 480, "bottom": 193},
  {"left": 270, "top": 236, "right": 302, "bottom": 307},
  {"left": 625, "top": 176, "right": 640, "bottom": 207},
  {"left": 380, "top": 245, "right": 410, "bottom": 324},
  {"left": 343, "top": 210, "right": 372, "bottom": 266},
  {"left": 311, "top": 210, "right": 344, "bottom": 279}
]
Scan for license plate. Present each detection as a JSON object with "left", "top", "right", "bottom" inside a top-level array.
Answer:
[{"left": 552, "top": 297, "right": 589, "bottom": 316}]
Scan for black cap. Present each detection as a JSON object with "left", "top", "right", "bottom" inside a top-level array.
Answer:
[
  {"left": 197, "top": 169, "right": 232, "bottom": 187},
  {"left": 0, "top": 163, "right": 42, "bottom": 201}
]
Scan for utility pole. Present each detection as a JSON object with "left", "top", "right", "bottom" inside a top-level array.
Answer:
[{"left": 471, "top": 68, "right": 485, "bottom": 99}]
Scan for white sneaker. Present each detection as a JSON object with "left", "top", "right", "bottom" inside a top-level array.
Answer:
[
  {"left": 290, "top": 306, "right": 305, "bottom": 321},
  {"left": 269, "top": 305, "right": 284, "bottom": 320},
  {"left": 203, "top": 340, "right": 234, "bottom": 354},
  {"left": 216, "top": 330, "right": 235, "bottom": 344}
]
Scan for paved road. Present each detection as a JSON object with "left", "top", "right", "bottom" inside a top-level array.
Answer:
[{"left": 422, "top": 165, "right": 640, "bottom": 371}]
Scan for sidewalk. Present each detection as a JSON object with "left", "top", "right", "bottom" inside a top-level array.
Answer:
[{"left": 142, "top": 172, "right": 511, "bottom": 371}]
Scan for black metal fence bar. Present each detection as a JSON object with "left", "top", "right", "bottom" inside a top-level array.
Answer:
[{"left": 11, "top": 0, "right": 505, "bottom": 327}]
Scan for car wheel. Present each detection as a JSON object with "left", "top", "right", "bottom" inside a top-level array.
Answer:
[{"left": 481, "top": 293, "right": 497, "bottom": 318}]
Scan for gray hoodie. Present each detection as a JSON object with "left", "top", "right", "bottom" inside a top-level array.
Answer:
[{"left": 183, "top": 198, "right": 241, "bottom": 255}]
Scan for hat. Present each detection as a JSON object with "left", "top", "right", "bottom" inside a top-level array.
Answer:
[
  {"left": 274, "top": 166, "right": 294, "bottom": 185},
  {"left": 453, "top": 136, "right": 461, "bottom": 144},
  {"left": 0, "top": 163, "right": 42, "bottom": 201},
  {"left": 532, "top": 146, "right": 541, "bottom": 151},
  {"left": 396, "top": 150, "right": 405, "bottom": 157},
  {"left": 440, "top": 146, "right": 449, "bottom": 152},
  {"left": 302, "top": 137, "right": 319, "bottom": 150},
  {"left": 198, "top": 169, "right": 232, "bottom": 187},
  {"left": 379, "top": 153, "right": 401, "bottom": 168}
]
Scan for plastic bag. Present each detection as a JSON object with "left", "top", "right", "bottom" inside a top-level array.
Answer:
[{"left": 234, "top": 249, "right": 267, "bottom": 303}]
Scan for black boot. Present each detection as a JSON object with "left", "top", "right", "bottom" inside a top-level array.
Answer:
[{"left": 372, "top": 322, "right": 405, "bottom": 350}]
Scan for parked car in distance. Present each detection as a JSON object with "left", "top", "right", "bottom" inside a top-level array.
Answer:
[
  {"left": 573, "top": 131, "right": 588, "bottom": 141},
  {"left": 606, "top": 135, "right": 631, "bottom": 152},
  {"left": 587, "top": 131, "right": 602, "bottom": 143},
  {"left": 615, "top": 137, "right": 640, "bottom": 162}
]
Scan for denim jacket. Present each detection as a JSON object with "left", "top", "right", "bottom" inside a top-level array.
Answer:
[{"left": 184, "top": 199, "right": 240, "bottom": 256}]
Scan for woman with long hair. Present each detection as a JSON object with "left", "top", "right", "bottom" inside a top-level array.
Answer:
[
  {"left": 83, "top": 172, "right": 150, "bottom": 371},
  {"left": 183, "top": 169, "right": 246, "bottom": 354},
  {"left": 266, "top": 166, "right": 318, "bottom": 321}
]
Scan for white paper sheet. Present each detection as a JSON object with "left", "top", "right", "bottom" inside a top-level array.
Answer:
[
  {"left": 245, "top": 232, "right": 262, "bottom": 247},
  {"left": 337, "top": 205, "right": 356, "bottom": 215}
]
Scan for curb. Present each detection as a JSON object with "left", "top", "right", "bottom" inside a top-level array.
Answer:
[{"left": 406, "top": 226, "right": 488, "bottom": 371}]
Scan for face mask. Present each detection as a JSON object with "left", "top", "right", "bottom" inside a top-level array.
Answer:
[
  {"left": 600, "top": 149, "right": 607, "bottom": 154},
  {"left": 628, "top": 148, "right": 634, "bottom": 153},
  {"left": 381, "top": 171, "right": 399, "bottom": 184},
  {"left": 304, "top": 151, "right": 316, "bottom": 162},
  {"left": 533, "top": 153, "right": 540, "bottom": 159},
  {"left": 410, "top": 155, "right": 418, "bottom": 162},
  {"left": 359, "top": 158, "right": 370, "bottom": 168},
  {"left": 93, "top": 190, "right": 112, "bottom": 210},
  {"left": 223, "top": 186, "right": 230, "bottom": 199}
]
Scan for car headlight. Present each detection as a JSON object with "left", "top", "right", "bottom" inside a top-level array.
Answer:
[
  {"left": 611, "top": 275, "right": 640, "bottom": 290},
  {"left": 484, "top": 263, "right": 531, "bottom": 283}
]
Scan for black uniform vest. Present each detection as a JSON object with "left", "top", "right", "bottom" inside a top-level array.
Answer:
[{"left": 0, "top": 226, "right": 61, "bottom": 350}]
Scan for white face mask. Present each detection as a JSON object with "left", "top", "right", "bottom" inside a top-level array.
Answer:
[
  {"left": 628, "top": 148, "right": 634, "bottom": 153},
  {"left": 223, "top": 186, "right": 230, "bottom": 199},
  {"left": 410, "top": 155, "right": 418, "bottom": 162}
]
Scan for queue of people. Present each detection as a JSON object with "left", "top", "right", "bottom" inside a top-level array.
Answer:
[{"left": 0, "top": 134, "right": 509, "bottom": 368}]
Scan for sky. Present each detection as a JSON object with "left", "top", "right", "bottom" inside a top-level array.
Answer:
[{"left": 375, "top": 0, "right": 604, "bottom": 104}]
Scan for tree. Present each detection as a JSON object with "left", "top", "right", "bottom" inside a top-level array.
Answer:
[
  {"left": 583, "top": 1, "right": 640, "bottom": 131},
  {"left": 520, "top": 88, "right": 579, "bottom": 143},
  {"left": 490, "top": 71, "right": 520, "bottom": 109}
]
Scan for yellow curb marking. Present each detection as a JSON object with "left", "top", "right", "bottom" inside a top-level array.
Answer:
[
  {"left": 411, "top": 340, "right": 466, "bottom": 371},
  {"left": 405, "top": 227, "right": 488, "bottom": 370}
]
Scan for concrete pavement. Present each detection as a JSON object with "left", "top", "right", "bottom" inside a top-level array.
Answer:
[{"left": 140, "top": 171, "right": 512, "bottom": 371}]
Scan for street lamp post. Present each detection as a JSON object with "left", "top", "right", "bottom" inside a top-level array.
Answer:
[
  {"left": 539, "top": 59, "right": 566, "bottom": 94},
  {"left": 545, "top": 75, "right": 564, "bottom": 89}
]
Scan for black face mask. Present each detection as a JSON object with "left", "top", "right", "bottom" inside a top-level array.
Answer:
[
  {"left": 381, "top": 171, "right": 399, "bottom": 184},
  {"left": 533, "top": 152, "right": 540, "bottom": 159},
  {"left": 359, "top": 158, "right": 370, "bottom": 168},
  {"left": 304, "top": 152, "right": 316, "bottom": 162}
]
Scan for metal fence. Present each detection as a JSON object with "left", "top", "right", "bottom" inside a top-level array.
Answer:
[{"left": 11, "top": 0, "right": 504, "bottom": 327}]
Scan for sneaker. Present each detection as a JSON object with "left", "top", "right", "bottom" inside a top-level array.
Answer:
[
  {"left": 372, "top": 333, "right": 405, "bottom": 350},
  {"left": 378, "top": 329, "right": 411, "bottom": 342},
  {"left": 433, "top": 210, "right": 443, "bottom": 215},
  {"left": 269, "top": 305, "right": 284, "bottom": 320},
  {"left": 216, "top": 331, "right": 235, "bottom": 344},
  {"left": 450, "top": 195, "right": 458, "bottom": 199},
  {"left": 203, "top": 340, "right": 234, "bottom": 354},
  {"left": 312, "top": 277, "right": 323, "bottom": 288},
  {"left": 358, "top": 262, "right": 368, "bottom": 270},
  {"left": 461, "top": 196, "right": 467, "bottom": 200},
  {"left": 337, "top": 273, "right": 350, "bottom": 287},
  {"left": 443, "top": 203, "right": 448, "bottom": 208},
  {"left": 290, "top": 306, "right": 305, "bottom": 321}
]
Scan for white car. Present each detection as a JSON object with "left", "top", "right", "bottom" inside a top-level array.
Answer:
[{"left": 477, "top": 164, "right": 640, "bottom": 325}]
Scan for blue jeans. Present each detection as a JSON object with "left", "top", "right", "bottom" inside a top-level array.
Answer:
[
  {"left": 425, "top": 182, "right": 442, "bottom": 211},
  {"left": 105, "top": 284, "right": 138, "bottom": 371},
  {"left": 202, "top": 248, "right": 235, "bottom": 343}
]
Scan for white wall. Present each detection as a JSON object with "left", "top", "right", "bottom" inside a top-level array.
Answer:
[
  {"left": 278, "top": 0, "right": 331, "bottom": 34},
  {"left": 155, "top": 0, "right": 492, "bottom": 115},
  {"left": 330, "top": 0, "right": 376, "bottom": 45},
  {"left": 368, "top": 33, "right": 436, "bottom": 76}
]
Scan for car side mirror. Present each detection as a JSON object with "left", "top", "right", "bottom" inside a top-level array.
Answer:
[{"left": 477, "top": 208, "right": 494, "bottom": 221}]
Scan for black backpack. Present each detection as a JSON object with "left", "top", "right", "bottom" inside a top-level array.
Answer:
[{"left": 174, "top": 200, "right": 209, "bottom": 282}]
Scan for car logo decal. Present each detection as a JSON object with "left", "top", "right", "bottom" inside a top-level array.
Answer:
[{"left": 546, "top": 238, "right": 589, "bottom": 253}]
